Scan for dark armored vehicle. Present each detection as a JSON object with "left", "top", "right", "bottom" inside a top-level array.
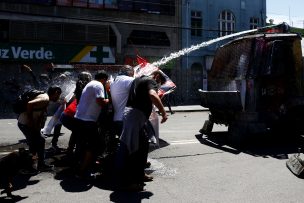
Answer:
[{"left": 199, "top": 23, "right": 304, "bottom": 142}]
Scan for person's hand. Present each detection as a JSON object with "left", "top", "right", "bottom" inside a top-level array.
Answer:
[
  {"left": 160, "top": 113, "right": 168, "bottom": 123},
  {"left": 22, "top": 65, "right": 32, "bottom": 72}
]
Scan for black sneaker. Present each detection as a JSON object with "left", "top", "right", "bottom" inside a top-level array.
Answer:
[{"left": 37, "top": 163, "right": 54, "bottom": 172}]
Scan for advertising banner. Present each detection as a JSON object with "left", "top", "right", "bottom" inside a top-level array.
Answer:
[{"left": 0, "top": 43, "right": 115, "bottom": 64}]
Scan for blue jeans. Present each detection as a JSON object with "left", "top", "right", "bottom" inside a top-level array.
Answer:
[{"left": 60, "top": 112, "right": 75, "bottom": 131}]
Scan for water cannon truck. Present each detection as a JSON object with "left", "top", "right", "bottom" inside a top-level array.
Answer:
[{"left": 199, "top": 23, "right": 304, "bottom": 144}]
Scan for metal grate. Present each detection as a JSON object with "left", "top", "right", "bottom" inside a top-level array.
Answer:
[
  {"left": 87, "top": 24, "right": 109, "bottom": 45},
  {"left": 208, "top": 39, "right": 252, "bottom": 91},
  {"left": 36, "top": 22, "right": 62, "bottom": 42},
  {"left": 209, "top": 39, "right": 252, "bottom": 80},
  {"left": 63, "top": 23, "right": 86, "bottom": 42},
  {"left": 10, "top": 21, "right": 36, "bottom": 40}
]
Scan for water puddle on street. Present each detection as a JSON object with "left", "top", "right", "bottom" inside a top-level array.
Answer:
[{"left": 146, "top": 158, "right": 178, "bottom": 177}]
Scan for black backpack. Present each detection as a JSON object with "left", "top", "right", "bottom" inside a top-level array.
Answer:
[{"left": 12, "top": 89, "right": 45, "bottom": 114}]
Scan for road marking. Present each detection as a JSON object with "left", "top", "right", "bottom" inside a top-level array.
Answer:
[{"left": 170, "top": 139, "right": 200, "bottom": 145}]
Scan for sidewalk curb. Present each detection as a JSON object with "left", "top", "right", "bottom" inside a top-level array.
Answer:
[{"left": 164, "top": 105, "right": 209, "bottom": 112}]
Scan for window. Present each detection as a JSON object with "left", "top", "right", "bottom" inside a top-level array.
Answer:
[
  {"left": 191, "top": 10, "right": 202, "bottom": 37},
  {"left": 250, "top": 17, "right": 259, "bottom": 29},
  {"left": 9, "top": 20, "right": 110, "bottom": 45},
  {"left": 218, "top": 10, "right": 235, "bottom": 36}
]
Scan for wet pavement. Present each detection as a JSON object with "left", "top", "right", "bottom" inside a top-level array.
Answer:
[
  {"left": 0, "top": 105, "right": 207, "bottom": 148},
  {"left": 1, "top": 109, "right": 304, "bottom": 203}
]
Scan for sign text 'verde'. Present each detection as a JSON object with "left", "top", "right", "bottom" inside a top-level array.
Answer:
[{"left": 0, "top": 46, "right": 53, "bottom": 60}]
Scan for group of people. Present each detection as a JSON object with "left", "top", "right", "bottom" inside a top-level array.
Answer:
[{"left": 17, "top": 65, "right": 169, "bottom": 191}]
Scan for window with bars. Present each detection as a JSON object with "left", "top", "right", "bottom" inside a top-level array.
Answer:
[
  {"left": 36, "top": 23, "right": 62, "bottom": 42},
  {"left": 191, "top": 10, "right": 202, "bottom": 37},
  {"left": 250, "top": 17, "right": 259, "bottom": 29},
  {"left": 218, "top": 10, "right": 235, "bottom": 37},
  {"left": 9, "top": 20, "right": 110, "bottom": 45}
]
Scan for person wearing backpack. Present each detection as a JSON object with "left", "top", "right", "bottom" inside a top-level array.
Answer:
[{"left": 17, "top": 86, "right": 62, "bottom": 172}]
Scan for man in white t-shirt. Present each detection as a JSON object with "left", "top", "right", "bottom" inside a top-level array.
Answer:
[
  {"left": 110, "top": 65, "right": 134, "bottom": 136},
  {"left": 74, "top": 70, "right": 109, "bottom": 178}
]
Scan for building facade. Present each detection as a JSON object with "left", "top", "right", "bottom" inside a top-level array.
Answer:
[
  {"left": 0, "top": 0, "right": 183, "bottom": 116},
  {"left": 0, "top": 0, "right": 267, "bottom": 114},
  {"left": 181, "top": 0, "right": 266, "bottom": 103}
]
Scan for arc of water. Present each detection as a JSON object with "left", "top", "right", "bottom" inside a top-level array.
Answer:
[{"left": 151, "top": 28, "right": 257, "bottom": 67}]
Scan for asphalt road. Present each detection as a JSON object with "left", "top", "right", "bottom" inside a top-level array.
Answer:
[{"left": 1, "top": 111, "right": 304, "bottom": 203}]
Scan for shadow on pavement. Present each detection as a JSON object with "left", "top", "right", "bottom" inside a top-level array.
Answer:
[
  {"left": 0, "top": 174, "right": 37, "bottom": 203},
  {"left": 12, "top": 174, "right": 39, "bottom": 191},
  {"left": 52, "top": 154, "right": 93, "bottom": 193},
  {"left": 0, "top": 195, "right": 28, "bottom": 203},
  {"left": 52, "top": 152, "right": 154, "bottom": 198},
  {"left": 109, "top": 190, "right": 153, "bottom": 203},
  {"left": 148, "top": 138, "right": 170, "bottom": 153},
  {"left": 59, "top": 176, "right": 93, "bottom": 193},
  {"left": 196, "top": 131, "right": 303, "bottom": 159},
  {"left": 54, "top": 163, "right": 155, "bottom": 202},
  {"left": 195, "top": 132, "right": 241, "bottom": 155}
]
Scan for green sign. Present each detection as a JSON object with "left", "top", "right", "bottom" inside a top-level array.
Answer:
[{"left": 0, "top": 43, "right": 115, "bottom": 64}]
